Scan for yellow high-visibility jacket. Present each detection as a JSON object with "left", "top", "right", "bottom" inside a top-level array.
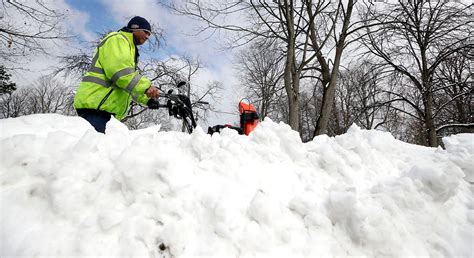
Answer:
[{"left": 73, "top": 30, "right": 151, "bottom": 120}]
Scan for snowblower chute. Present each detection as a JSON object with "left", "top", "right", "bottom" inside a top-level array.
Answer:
[
  {"left": 208, "top": 100, "right": 260, "bottom": 136},
  {"left": 239, "top": 101, "right": 259, "bottom": 135}
]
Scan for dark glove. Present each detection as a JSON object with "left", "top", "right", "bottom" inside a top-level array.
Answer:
[{"left": 147, "top": 99, "right": 160, "bottom": 109}]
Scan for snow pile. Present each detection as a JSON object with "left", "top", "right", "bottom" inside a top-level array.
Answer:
[{"left": 1, "top": 114, "right": 473, "bottom": 257}]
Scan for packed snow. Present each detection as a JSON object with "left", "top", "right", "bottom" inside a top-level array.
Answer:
[{"left": 1, "top": 114, "right": 473, "bottom": 257}]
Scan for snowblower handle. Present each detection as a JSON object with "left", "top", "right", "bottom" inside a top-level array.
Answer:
[
  {"left": 147, "top": 99, "right": 166, "bottom": 109},
  {"left": 148, "top": 82, "right": 197, "bottom": 133}
]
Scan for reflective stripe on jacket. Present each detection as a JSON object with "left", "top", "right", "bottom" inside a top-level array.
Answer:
[{"left": 73, "top": 31, "right": 151, "bottom": 120}]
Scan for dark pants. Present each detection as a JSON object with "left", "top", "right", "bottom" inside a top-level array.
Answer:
[{"left": 76, "top": 109, "right": 113, "bottom": 133}]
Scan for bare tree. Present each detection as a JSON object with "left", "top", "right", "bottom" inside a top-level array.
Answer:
[
  {"left": 299, "top": 86, "right": 320, "bottom": 141},
  {"left": 303, "top": 0, "right": 368, "bottom": 137},
  {"left": 361, "top": 1, "right": 473, "bottom": 146},
  {"left": 0, "top": 87, "right": 28, "bottom": 118},
  {"left": 54, "top": 51, "right": 93, "bottom": 81},
  {"left": 334, "top": 60, "right": 386, "bottom": 131},
  {"left": 236, "top": 39, "right": 285, "bottom": 119},
  {"left": 161, "top": 0, "right": 317, "bottom": 131},
  {"left": 123, "top": 108, "right": 172, "bottom": 131},
  {"left": 433, "top": 48, "right": 473, "bottom": 136},
  {"left": 0, "top": 0, "right": 69, "bottom": 64},
  {"left": 26, "top": 75, "right": 74, "bottom": 114},
  {"left": 0, "top": 75, "right": 74, "bottom": 117}
]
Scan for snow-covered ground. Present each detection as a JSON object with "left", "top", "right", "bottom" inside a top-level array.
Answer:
[{"left": 1, "top": 114, "right": 473, "bottom": 257}]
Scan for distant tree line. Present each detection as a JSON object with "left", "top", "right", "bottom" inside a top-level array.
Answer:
[
  {"left": 163, "top": 0, "right": 473, "bottom": 146},
  {"left": 0, "top": 70, "right": 74, "bottom": 118},
  {"left": 1, "top": 0, "right": 472, "bottom": 147}
]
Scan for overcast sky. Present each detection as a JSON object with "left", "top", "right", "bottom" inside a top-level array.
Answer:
[{"left": 7, "top": 0, "right": 243, "bottom": 125}]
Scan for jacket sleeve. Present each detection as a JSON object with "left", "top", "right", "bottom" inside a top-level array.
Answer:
[{"left": 99, "top": 35, "right": 151, "bottom": 105}]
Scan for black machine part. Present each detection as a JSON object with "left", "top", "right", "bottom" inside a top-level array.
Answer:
[
  {"left": 147, "top": 81, "right": 197, "bottom": 133},
  {"left": 208, "top": 124, "right": 244, "bottom": 135}
]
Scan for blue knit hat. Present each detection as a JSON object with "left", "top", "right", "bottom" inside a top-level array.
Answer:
[{"left": 127, "top": 16, "right": 151, "bottom": 33}]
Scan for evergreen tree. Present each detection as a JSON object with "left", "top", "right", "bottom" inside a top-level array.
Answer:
[{"left": 0, "top": 66, "right": 16, "bottom": 95}]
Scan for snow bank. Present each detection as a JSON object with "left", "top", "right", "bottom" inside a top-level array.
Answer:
[{"left": 1, "top": 114, "right": 472, "bottom": 257}]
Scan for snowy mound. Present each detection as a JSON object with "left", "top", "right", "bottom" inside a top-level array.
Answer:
[{"left": 1, "top": 114, "right": 473, "bottom": 257}]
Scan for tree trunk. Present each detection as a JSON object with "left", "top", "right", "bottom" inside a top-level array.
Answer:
[
  {"left": 283, "top": 1, "right": 299, "bottom": 132},
  {"left": 314, "top": 76, "right": 337, "bottom": 135},
  {"left": 314, "top": 45, "right": 344, "bottom": 136},
  {"left": 312, "top": 0, "right": 353, "bottom": 136},
  {"left": 424, "top": 91, "right": 438, "bottom": 147},
  {"left": 284, "top": 49, "right": 300, "bottom": 131},
  {"left": 420, "top": 45, "right": 438, "bottom": 147}
]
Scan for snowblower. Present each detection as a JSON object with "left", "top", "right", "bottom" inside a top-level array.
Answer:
[
  {"left": 207, "top": 100, "right": 260, "bottom": 136},
  {"left": 147, "top": 81, "right": 197, "bottom": 133},
  {"left": 147, "top": 82, "right": 260, "bottom": 135}
]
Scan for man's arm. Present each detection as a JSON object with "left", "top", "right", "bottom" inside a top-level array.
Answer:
[{"left": 99, "top": 35, "right": 153, "bottom": 105}]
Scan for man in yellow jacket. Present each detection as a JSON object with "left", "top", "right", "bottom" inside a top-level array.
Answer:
[{"left": 74, "top": 16, "right": 159, "bottom": 133}]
